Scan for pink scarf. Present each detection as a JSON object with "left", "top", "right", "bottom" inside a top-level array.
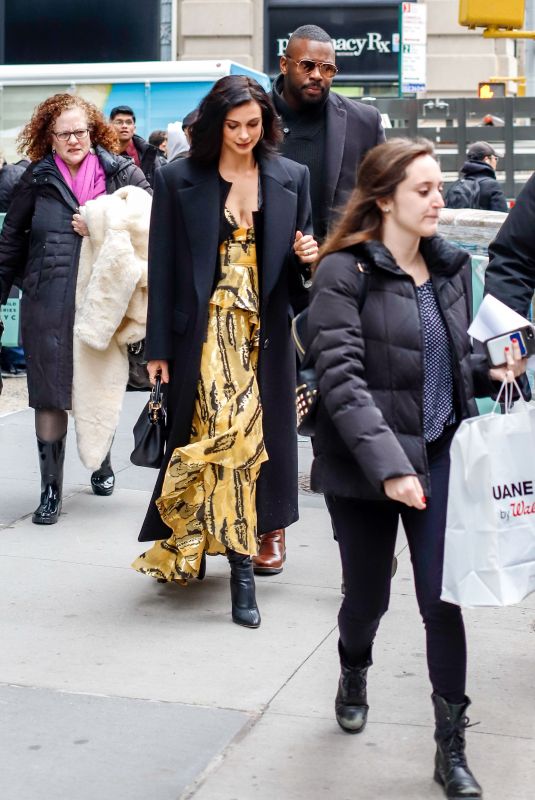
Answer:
[{"left": 54, "top": 151, "right": 106, "bottom": 206}]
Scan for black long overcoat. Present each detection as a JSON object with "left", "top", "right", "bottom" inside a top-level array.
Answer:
[
  {"left": 138, "top": 154, "right": 312, "bottom": 542},
  {"left": 0, "top": 147, "right": 150, "bottom": 408}
]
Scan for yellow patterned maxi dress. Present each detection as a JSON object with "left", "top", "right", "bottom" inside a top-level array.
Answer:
[{"left": 132, "top": 212, "right": 268, "bottom": 584}]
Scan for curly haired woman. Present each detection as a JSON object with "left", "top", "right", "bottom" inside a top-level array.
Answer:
[{"left": 0, "top": 93, "right": 151, "bottom": 524}]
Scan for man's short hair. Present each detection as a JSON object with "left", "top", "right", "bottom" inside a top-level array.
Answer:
[
  {"left": 110, "top": 105, "right": 136, "bottom": 122},
  {"left": 287, "top": 25, "right": 333, "bottom": 52},
  {"left": 467, "top": 141, "right": 500, "bottom": 161}
]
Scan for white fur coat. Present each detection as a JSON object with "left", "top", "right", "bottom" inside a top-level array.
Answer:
[{"left": 72, "top": 185, "right": 152, "bottom": 470}]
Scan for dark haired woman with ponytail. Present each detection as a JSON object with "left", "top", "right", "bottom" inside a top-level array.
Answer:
[
  {"left": 132, "top": 75, "right": 318, "bottom": 628},
  {"left": 307, "top": 138, "right": 526, "bottom": 798}
]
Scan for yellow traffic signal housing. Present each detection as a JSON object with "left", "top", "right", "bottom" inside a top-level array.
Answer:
[
  {"left": 478, "top": 81, "right": 506, "bottom": 98},
  {"left": 460, "top": 0, "right": 525, "bottom": 29}
]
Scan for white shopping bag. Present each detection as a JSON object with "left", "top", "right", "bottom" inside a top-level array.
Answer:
[{"left": 442, "top": 383, "right": 535, "bottom": 607}]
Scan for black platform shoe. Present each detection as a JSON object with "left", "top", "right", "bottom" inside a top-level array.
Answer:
[
  {"left": 32, "top": 435, "right": 66, "bottom": 525},
  {"left": 432, "top": 693, "right": 483, "bottom": 799},
  {"left": 335, "top": 641, "right": 372, "bottom": 734},
  {"left": 227, "top": 550, "right": 261, "bottom": 628},
  {"left": 91, "top": 450, "right": 115, "bottom": 496}
]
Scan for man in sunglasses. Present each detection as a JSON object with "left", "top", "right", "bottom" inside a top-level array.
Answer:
[
  {"left": 270, "top": 24, "right": 385, "bottom": 242},
  {"left": 254, "top": 25, "right": 384, "bottom": 579}
]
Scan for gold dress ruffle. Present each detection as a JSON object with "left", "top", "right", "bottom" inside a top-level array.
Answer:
[{"left": 132, "top": 216, "right": 267, "bottom": 584}]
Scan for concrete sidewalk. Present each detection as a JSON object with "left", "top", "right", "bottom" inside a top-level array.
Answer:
[{"left": 0, "top": 395, "right": 533, "bottom": 800}]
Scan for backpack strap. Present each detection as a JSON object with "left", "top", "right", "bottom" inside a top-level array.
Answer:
[{"left": 292, "top": 256, "right": 370, "bottom": 363}]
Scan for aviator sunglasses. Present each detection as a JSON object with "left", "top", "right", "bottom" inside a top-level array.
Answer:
[{"left": 285, "top": 57, "right": 338, "bottom": 79}]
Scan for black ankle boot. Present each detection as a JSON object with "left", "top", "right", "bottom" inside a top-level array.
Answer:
[
  {"left": 227, "top": 550, "right": 261, "bottom": 628},
  {"left": 432, "top": 693, "right": 482, "bottom": 799},
  {"left": 91, "top": 450, "right": 115, "bottom": 496},
  {"left": 335, "top": 641, "right": 372, "bottom": 734},
  {"left": 32, "top": 435, "right": 66, "bottom": 525}
]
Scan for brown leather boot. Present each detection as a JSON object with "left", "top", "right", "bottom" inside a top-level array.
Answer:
[{"left": 252, "top": 529, "right": 286, "bottom": 575}]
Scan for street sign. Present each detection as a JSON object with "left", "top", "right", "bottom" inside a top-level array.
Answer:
[
  {"left": 400, "top": 2, "right": 427, "bottom": 94},
  {"left": 0, "top": 291, "right": 21, "bottom": 348}
]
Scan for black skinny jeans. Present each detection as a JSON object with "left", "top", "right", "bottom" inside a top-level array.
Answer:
[{"left": 325, "top": 428, "right": 467, "bottom": 704}]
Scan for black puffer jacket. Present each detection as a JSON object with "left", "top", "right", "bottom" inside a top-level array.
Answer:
[
  {"left": 132, "top": 134, "right": 166, "bottom": 187},
  {"left": 0, "top": 146, "right": 151, "bottom": 409},
  {"left": 0, "top": 162, "right": 26, "bottom": 212},
  {"left": 307, "top": 237, "right": 494, "bottom": 500}
]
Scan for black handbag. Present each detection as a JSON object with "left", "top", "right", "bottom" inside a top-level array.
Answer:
[
  {"left": 291, "top": 260, "right": 369, "bottom": 437},
  {"left": 130, "top": 376, "right": 167, "bottom": 468},
  {"left": 126, "top": 339, "right": 152, "bottom": 392}
]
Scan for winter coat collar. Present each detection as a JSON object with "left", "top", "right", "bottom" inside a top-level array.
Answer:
[
  {"left": 132, "top": 134, "right": 157, "bottom": 159},
  {"left": 357, "top": 236, "right": 469, "bottom": 279},
  {"left": 175, "top": 154, "right": 302, "bottom": 303},
  {"left": 271, "top": 75, "right": 348, "bottom": 214},
  {"left": 176, "top": 153, "right": 295, "bottom": 189},
  {"left": 33, "top": 147, "right": 132, "bottom": 181},
  {"left": 461, "top": 160, "right": 496, "bottom": 179}
]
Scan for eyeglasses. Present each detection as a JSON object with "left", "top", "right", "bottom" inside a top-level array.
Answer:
[
  {"left": 111, "top": 119, "right": 135, "bottom": 127},
  {"left": 53, "top": 129, "right": 89, "bottom": 142},
  {"left": 285, "top": 57, "right": 338, "bottom": 79}
]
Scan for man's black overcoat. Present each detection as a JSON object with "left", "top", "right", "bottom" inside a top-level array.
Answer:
[{"left": 138, "top": 154, "right": 312, "bottom": 542}]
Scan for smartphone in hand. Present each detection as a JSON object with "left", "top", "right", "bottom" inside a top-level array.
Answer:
[{"left": 485, "top": 325, "right": 535, "bottom": 366}]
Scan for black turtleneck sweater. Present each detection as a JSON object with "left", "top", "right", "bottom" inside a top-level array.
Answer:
[{"left": 272, "top": 76, "right": 328, "bottom": 238}]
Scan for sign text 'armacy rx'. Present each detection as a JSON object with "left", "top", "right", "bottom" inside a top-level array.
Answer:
[
  {"left": 267, "top": 4, "right": 400, "bottom": 81},
  {"left": 275, "top": 33, "right": 394, "bottom": 58}
]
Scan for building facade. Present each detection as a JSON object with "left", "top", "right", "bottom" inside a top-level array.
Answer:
[{"left": 174, "top": 0, "right": 521, "bottom": 98}]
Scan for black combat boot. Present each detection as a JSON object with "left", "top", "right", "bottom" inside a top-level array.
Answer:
[
  {"left": 90, "top": 450, "right": 115, "bottom": 496},
  {"left": 32, "top": 435, "right": 66, "bottom": 525},
  {"left": 432, "top": 693, "right": 483, "bottom": 799},
  {"left": 227, "top": 550, "right": 261, "bottom": 628},
  {"left": 335, "top": 641, "right": 372, "bottom": 733}
]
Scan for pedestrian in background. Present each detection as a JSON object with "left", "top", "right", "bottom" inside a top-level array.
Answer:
[
  {"left": 0, "top": 152, "right": 27, "bottom": 378},
  {"left": 486, "top": 168, "right": 535, "bottom": 318},
  {"left": 0, "top": 94, "right": 151, "bottom": 524},
  {"left": 132, "top": 75, "right": 317, "bottom": 628},
  {"left": 110, "top": 105, "right": 166, "bottom": 187},
  {"left": 307, "top": 138, "right": 525, "bottom": 799},
  {"left": 445, "top": 141, "right": 508, "bottom": 211},
  {"left": 259, "top": 23, "right": 385, "bottom": 576},
  {"left": 0, "top": 152, "right": 26, "bottom": 213},
  {"left": 148, "top": 129, "right": 168, "bottom": 158},
  {"left": 166, "top": 121, "right": 190, "bottom": 162}
]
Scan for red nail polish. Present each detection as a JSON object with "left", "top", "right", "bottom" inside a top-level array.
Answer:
[
  {"left": 505, "top": 346, "right": 510, "bottom": 352},
  {"left": 421, "top": 496, "right": 427, "bottom": 503}
]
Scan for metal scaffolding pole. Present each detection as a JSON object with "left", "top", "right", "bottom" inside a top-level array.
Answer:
[{"left": 160, "top": 0, "right": 174, "bottom": 61}]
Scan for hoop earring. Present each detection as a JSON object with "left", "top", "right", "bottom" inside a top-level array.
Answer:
[{"left": 259, "top": 125, "right": 264, "bottom": 141}]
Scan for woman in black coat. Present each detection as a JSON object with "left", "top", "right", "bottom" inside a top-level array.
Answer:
[
  {"left": 0, "top": 94, "right": 150, "bottom": 525},
  {"left": 307, "top": 138, "right": 525, "bottom": 799},
  {"left": 132, "top": 75, "right": 317, "bottom": 628}
]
